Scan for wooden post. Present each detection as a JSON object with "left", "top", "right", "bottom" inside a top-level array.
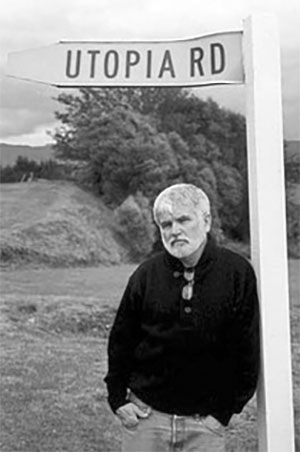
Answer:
[{"left": 243, "top": 14, "right": 295, "bottom": 452}]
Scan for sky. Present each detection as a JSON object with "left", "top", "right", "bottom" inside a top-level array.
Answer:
[{"left": 0, "top": 0, "right": 299, "bottom": 146}]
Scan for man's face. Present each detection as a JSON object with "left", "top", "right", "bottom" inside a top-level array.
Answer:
[{"left": 157, "top": 201, "right": 211, "bottom": 261}]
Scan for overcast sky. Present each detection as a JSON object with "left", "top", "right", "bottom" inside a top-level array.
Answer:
[{"left": 0, "top": 0, "right": 299, "bottom": 145}]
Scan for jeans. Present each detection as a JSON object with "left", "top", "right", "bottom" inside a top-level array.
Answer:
[{"left": 121, "top": 394, "right": 226, "bottom": 452}]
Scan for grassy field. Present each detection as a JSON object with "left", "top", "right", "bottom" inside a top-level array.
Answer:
[
  {"left": 0, "top": 261, "right": 299, "bottom": 452},
  {"left": 0, "top": 181, "right": 128, "bottom": 268}
]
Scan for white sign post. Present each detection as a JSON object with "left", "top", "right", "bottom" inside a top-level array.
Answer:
[
  {"left": 5, "top": 14, "right": 295, "bottom": 452},
  {"left": 243, "top": 14, "right": 295, "bottom": 452}
]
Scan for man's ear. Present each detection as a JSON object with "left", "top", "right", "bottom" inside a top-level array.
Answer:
[{"left": 204, "top": 213, "right": 212, "bottom": 232}]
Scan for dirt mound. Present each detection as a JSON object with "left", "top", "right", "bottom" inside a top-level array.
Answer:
[{"left": 0, "top": 180, "right": 129, "bottom": 268}]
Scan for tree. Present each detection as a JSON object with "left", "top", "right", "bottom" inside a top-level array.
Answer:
[
  {"left": 212, "top": 162, "right": 244, "bottom": 237},
  {"left": 113, "top": 193, "right": 156, "bottom": 261},
  {"left": 53, "top": 87, "right": 189, "bottom": 163},
  {"left": 75, "top": 106, "right": 180, "bottom": 205},
  {"left": 53, "top": 87, "right": 250, "bottom": 243}
]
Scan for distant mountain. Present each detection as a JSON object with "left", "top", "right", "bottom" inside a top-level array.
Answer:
[
  {"left": 0, "top": 143, "right": 54, "bottom": 167},
  {"left": 0, "top": 140, "right": 298, "bottom": 168}
]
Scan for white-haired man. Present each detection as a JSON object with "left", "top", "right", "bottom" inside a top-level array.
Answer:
[{"left": 105, "top": 183, "right": 260, "bottom": 452}]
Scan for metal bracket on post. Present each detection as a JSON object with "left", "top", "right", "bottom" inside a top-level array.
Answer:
[{"left": 243, "top": 14, "right": 295, "bottom": 452}]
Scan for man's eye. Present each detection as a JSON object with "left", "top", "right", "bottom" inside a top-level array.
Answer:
[
  {"left": 178, "top": 217, "right": 190, "bottom": 224},
  {"left": 161, "top": 222, "right": 171, "bottom": 229}
]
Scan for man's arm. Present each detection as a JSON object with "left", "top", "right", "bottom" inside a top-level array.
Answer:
[
  {"left": 232, "top": 263, "right": 260, "bottom": 414},
  {"left": 104, "top": 277, "right": 142, "bottom": 413}
]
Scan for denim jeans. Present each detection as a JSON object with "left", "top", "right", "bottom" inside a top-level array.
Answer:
[{"left": 121, "top": 394, "right": 226, "bottom": 452}]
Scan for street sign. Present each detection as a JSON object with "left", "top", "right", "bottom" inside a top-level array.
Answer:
[{"left": 6, "top": 32, "right": 243, "bottom": 87}]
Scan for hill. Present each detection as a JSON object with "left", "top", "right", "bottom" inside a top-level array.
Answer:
[
  {"left": 0, "top": 180, "right": 129, "bottom": 268},
  {"left": 0, "top": 143, "right": 54, "bottom": 166}
]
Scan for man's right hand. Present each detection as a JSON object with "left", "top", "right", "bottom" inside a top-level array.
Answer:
[{"left": 116, "top": 402, "right": 150, "bottom": 428}]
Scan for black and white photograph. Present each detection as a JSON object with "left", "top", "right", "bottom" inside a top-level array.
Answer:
[{"left": 0, "top": 0, "right": 299, "bottom": 451}]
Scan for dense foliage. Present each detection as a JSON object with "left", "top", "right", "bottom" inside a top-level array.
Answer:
[
  {"left": 53, "top": 87, "right": 249, "bottom": 243},
  {"left": 285, "top": 148, "right": 300, "bottom": 185},
  {"left": 0, "top": 156, "right": 66, "bottom": 183},
  {"left": 113, "top": 193, "right": 156, "bottom": 261}
]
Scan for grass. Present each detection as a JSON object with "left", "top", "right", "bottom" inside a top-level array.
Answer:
[
  {"left": 0, "top": 265, "right": 132, "bottom": 452},
  {"left": 0, "top": 261, "right": 299, "bottom": 452},
  {"left": 0, "top": 181, "right": 128, "bottom": 268}
]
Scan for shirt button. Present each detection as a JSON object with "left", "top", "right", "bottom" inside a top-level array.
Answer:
[{"left": 184, "top": 306, "right": 192, "bottom": 314}]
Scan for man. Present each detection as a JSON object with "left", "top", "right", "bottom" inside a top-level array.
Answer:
[{"left": 105, "top": 183, "right": 260, "bottom": 452}]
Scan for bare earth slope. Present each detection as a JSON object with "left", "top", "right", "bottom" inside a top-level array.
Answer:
[{"left": 0, "top": 180, "right": 128, "bottom": 268}]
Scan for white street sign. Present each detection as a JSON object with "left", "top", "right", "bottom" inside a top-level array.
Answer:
[{"left": 6, "top": 32, "right": 243, "bottom": 87}]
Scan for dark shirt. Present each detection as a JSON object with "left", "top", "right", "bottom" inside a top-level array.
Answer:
[{"left": 104, "top": 237, "right": 260, "bottom": 425}]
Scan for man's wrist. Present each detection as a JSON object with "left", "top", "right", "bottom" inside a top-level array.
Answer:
[{"left": 109, "top": 395, "right": 129, "bottom": 414}]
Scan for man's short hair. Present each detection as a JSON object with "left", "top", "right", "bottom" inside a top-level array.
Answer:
[{"left": 153, "top": 183, "right": 211, "bottom": 225}]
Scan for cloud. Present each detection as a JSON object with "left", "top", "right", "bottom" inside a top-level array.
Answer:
[
  {"left": 0, "top": 0, "right": 299, "bottom": 143},
  {"left": 0, "top": 105, "right": 54, "bottom": 138},
  {"left": 0, "top": 76, "right": 59, "bottom": 137},
  {"left": 0, "top": 122, "right": 57, "bottom": 146}
]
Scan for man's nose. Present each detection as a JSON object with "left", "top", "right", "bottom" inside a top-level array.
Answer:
[{"left": 171, "top": 222, "right": 181, "bottom": 235}]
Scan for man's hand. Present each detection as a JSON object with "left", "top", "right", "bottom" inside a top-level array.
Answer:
[{"left": 116, "top": 402, "right": 151, "bottom": 428}]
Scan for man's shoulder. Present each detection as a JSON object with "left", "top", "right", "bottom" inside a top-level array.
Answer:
[
  {"left": 130, "top": 251, "right": 166, "bottom": 280},
  {"left": 216, "top": 244, "right": 255, "bottom": 275}
]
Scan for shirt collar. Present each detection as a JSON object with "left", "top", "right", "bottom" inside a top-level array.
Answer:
[{"left": 164, "top": 234, "right": 217, "bottom": 275}]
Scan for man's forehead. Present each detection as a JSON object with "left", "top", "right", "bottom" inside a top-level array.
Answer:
[{"left": 157, "top": 201, "right": 196, "bottom": 220}]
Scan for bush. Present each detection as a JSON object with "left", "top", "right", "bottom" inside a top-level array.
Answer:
[
  {"left": 286, "top": 187, "right": 300, "bottom": 258},
  {"left": 285, "top": 152, "right": 300, "bottom": 184},
  {"left": 113, "top": 193, "right": 155, "bottom": 261},
  {"left": 0, "top": 156, "right": 67, "bottom": 183}
]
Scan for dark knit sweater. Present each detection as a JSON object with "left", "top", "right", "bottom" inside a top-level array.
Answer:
[{"left": 104, "top": 237, "right": 260, "bottom": 426}]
